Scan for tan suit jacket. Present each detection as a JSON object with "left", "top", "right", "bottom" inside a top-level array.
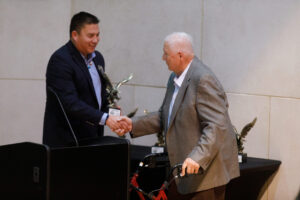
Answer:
[{"left": 131, "top": 57, "right": 240, "bottom": 194}]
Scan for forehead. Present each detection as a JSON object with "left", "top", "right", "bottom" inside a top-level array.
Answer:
[
  {"left": 80, "top": 23, "right": 99, "bottom": 33},
  {"left": 163, "top": 42, "right": 170, "bottom": 52},
  {"left": 163, "top": 42, "right": 177, "bottom": 55}
]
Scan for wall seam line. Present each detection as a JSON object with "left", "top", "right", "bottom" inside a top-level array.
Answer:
[
  {"left": 266, "top": 96, "right": 272, "bottom": 200},
  {"left": 200, "top": 0, "right": 205, "bottom": 59}
]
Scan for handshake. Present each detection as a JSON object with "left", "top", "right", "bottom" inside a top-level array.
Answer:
[{"left": 106, "top": 115, "right": 132, "bottom": 136}]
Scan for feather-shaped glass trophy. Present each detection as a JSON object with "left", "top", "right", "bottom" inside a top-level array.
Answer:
[
  {"left": 98, "top": 65, "right": 133, "bottom": 116},
  {"left": 235, "top": 117, "right": 257, "bottom": 163}
]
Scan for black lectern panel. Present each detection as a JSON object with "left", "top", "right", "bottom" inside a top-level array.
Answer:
[
  {"left": 0, "top": 142, "right": 49, "bottom": 200},
  {"left": 79, "top": 135, "right": 129, "bottom": 146},
  {"left": 49, "top": 140, "right": 130, "bottom": 200},
  {"left": 0, "top": 137, "right": 130, "bottom": 200}
]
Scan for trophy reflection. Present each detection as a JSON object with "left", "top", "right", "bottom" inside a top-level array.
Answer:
[{"left": 98, "top": 65, "right": 133, "bottom": 116}]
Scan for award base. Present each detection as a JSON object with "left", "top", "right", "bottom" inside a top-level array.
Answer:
[
  {"left": 238, "top": 153, "right": 247, "bottom": 163},
  {"left": 151, "top": 146, "right": 164, "bottom": 154},
  {"left": 109, "top": 108, "right": 121, "bottom": 116}
]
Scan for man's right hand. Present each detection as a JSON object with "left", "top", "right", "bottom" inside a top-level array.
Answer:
[
  {"left": 106, "top": 115, "right": 132, "bottom": 136},
  {"left": 181, "top": 157, "right": 200, "bottom": 176}
]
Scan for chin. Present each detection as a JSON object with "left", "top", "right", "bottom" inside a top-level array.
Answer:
[{"left": 88, "top": 47, "right": 96, "bottom": 53}]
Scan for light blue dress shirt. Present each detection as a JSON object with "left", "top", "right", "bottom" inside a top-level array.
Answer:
[{"left": 82, "top": 52, "right": 108, "bottom": 125}]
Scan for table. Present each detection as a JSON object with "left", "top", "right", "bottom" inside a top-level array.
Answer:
[
  {"left": 226, "top": 157, "right": 281, "bottom": 200},
  {"left": 130, "top": 145, "right": 281, "bottom": 200}
]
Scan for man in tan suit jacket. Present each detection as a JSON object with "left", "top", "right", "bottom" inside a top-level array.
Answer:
[{"left": 117, "top": 32, "right": 240, "bottom": 200}]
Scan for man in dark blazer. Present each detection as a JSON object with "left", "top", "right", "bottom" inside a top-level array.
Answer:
[
  {"left": 43, "top": 12, "right": 123, "bottom": 148},
  {"left": 118, "top": 32, "right": 240, "bottom": 199}
]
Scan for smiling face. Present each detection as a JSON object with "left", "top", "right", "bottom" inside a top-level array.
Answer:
[{"left": 71, "top": 23, "right": 100, "bottom": 57}]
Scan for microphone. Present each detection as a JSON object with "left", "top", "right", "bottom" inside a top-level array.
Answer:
[{"left": 47, "top": 86, "right": 79, "bottom": 147}]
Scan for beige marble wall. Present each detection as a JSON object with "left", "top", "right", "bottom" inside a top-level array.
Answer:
[
  {"left": 0, "top": 0, "right": 300, "bottom": 199},
  {"left": 0, "top": 80, "right": 45, "bottom": 144},
  {"left": 0, "top": 0, "right": 71, "bottom": 144},
  {"left": 203, "top": 0, "right": 300, "bottom": 98},
  {"left": 0, "top": 0, "right": 71, "bottom": 79},
  {"left": 268, "top": 98, "right": 300, "bottom": 200}
]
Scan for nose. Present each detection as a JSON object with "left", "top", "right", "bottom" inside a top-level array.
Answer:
[
  {"left": 93, "top": 36, "right": 99, "bottom": 43},
  {"left": 162, "top": 54, "right": 166, "bottom": 61}
]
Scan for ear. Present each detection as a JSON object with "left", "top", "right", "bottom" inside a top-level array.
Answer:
[
  {"left": 178, "top": 51, "right": 183, "bottom": 59},
  {"left": 71, "top": 30, "right": 78, "bottom": 42}
]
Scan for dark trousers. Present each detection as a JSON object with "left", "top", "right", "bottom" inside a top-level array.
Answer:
[{"left": 167, "top": 181, "right": 226, "bottom": 200}]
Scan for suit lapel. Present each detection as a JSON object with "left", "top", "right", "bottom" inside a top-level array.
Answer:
[
  {"left": 68, "top": 41, "right": 99, "bottom": 105},
  {"left": 163, "top": 74, "right": 176, "bottom": 133},
  {"left": 94, "top": 59, "right": 107, "bottom": 109},
  {"left": 167, "top": 59, "right": 196, "bottom": 130}
]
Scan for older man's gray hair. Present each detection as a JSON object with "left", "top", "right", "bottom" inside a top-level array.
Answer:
[{"left": 164, "top": 32, "right": 194, "bottom": 55}]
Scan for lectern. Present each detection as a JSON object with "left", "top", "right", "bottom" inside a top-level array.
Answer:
[{"left": 0, "top": 137, "right": 130, "bottom": 200}]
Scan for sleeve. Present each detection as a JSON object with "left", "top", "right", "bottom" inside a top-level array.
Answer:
[
  {"left": 131, "top": 73, "right": 175, "bottom": 138},
  {"left": 46, "top": 53, "right": 103, "bottom": 125},
  {"left": 131, "top": 111, "right": 161, "bottom": 138},
  {"left": 188, "top": 74, "right": 229, "bottom": 170}
]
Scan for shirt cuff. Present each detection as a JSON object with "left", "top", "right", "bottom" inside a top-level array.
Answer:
[{"left": 99, "top": 113, "right": 108, "bottom": 125}]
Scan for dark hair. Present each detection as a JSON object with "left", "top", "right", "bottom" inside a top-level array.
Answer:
[{"left": 69, "top": 11, "right": 99, "bottom": 37}]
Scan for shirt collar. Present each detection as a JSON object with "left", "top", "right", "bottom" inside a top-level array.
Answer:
[
  {"left": 173, "top": 60, "right": 192, "bottom": 87},
  {"left": 81, "top": 52, "right": 96, "bottom": 65}
]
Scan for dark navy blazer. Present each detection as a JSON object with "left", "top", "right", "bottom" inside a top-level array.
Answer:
[{"left": 43, "top": 41, "right": 108, "bottom": 148}]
